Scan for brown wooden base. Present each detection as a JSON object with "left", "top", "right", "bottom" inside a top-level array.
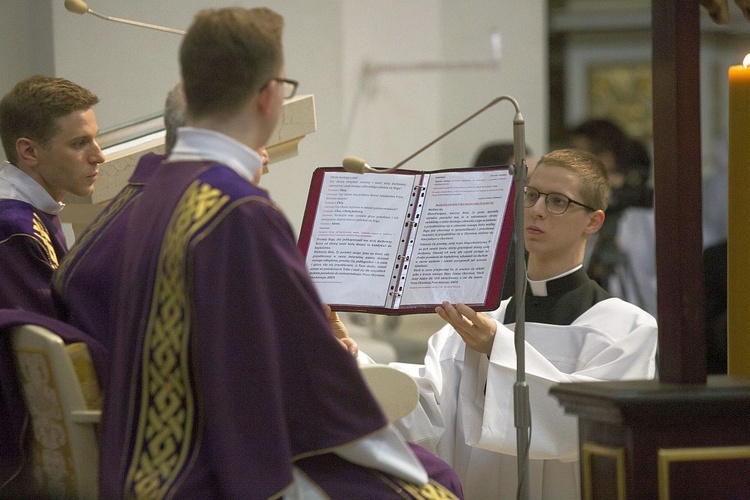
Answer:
[{"left": 550, "top": 376, "right": 750, "bottom": 499}]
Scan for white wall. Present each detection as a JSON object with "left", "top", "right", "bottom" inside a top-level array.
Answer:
[
  {"left": 1, "top": 0, "right": 547, "bottom": 233},
  {"left": 0, "top": 2, "right": 54, "bottom": 92}
]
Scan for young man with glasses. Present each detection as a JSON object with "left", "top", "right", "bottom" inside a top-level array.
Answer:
[{"left": 384, "top": 148, "right": 657, "bottom": 499}]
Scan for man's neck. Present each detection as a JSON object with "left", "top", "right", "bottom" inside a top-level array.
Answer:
[
  {"left": 187, "top": 109, "right": 266, "bottom": 153},
  {"left": 526, "top": 253, "right": 585, "bottom": 281}
]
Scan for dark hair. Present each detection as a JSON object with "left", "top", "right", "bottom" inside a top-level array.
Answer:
[
  {"left": 180, "top": 7, "right": 284, "bottom": 119},
  {"left": 568, "top": 118, "right": 626, "bottom": 157},
  {"left": 569, "top": 118, "right": 652, "bottom": 188},
  {"left": 618, "top": 136, "right": 651, "bottom": 186},
  {"left": 0, "top": 75, "right": 99, "bottom": 164},
  {"left": 472, "top": 142, "right": 533, "bottom": 167}
]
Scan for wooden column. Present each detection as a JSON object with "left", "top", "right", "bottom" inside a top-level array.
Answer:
[{"left": 651, "top": 0, "right": 706, "bottom": 384}]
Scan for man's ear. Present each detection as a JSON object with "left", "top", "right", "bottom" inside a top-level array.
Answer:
[
  {"left": 257, "top": 83, "right": 274, "bottom": 117},
  {"left": 15, "top": 138, "right": 39, "bottom": 167},
  {"left": 584, "top": 209, "right": 606, "bottom": 235}
]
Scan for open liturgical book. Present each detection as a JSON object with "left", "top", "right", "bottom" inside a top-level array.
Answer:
[{"left": 298, "top": 166, "right": 515, "bottom": 314}]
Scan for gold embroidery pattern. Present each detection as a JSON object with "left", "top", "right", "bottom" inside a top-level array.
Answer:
[
  {"left": 53, "top": 185, "right": 140, "bottom": 292},
  {"left": 124, "top": 180, "right": 229, "bottom": 499},
  {"left": 32, "top": 213, "right": 59, "bottom": 268},
  {"left": 15, "top": 348, "right": 75, "bottom": 496},
  {"left": 400, "top": 479, "right": 461, "bottom": 500},
  {"left": 375, "top": 471, "right": 461, "bottom": 500}
]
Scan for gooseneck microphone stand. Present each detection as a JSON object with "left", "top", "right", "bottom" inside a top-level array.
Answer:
[{"left": 64, "top": 0, "right": 187, "bottom": 35}]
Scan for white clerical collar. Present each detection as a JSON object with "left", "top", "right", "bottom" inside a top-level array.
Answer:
[
  {"left": 527, "top": 265, "right": 583, "bottom": 297},
  {"left": 167, "top": 127, "right": 263, "bottom": 182},
  {"left": 0, "top": 162, "right": 64, "bottom": 214}
]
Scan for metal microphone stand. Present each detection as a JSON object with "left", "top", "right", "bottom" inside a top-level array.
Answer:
[{"left": 509, "top": 104, "right": 530, "bottom": 500}]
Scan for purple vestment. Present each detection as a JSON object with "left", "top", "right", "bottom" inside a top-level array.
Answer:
[
  {"left": 295, "top": 442, "right": 464, "bottom": 498},
  {"left": 0, "top": 199, "right": 67, "bottom": 317},
  {"left": 53, "top": 152, "right": 164, "bottom": 380},
  {"left": 95, "top": 161, "right": 461, "bottom": 498},
  {"left": 0, "top": 153, "right": 163, "bottom": 496}
]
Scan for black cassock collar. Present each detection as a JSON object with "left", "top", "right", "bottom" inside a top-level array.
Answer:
[{"left": 503, "top": 267, "right": 611, "bottom": 326}]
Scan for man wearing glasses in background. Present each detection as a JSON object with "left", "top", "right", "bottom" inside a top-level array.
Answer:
[{"left": 383, "top": 148, "right": 658, "bottom": 499}]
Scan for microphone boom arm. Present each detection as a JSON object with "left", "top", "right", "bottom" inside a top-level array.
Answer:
[
  {"left": 347, "top": 96, "right": 524, "bottom": 174},
  {"left": 64, "top": 0, "right": 186, "bottom": 35},
  {"left": 84, "top": 10, "right": 187, "bottom": 35}
]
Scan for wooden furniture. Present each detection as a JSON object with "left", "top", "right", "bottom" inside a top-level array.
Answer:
[
  {"left": 61, "top": 94, "right": 317, "bottom": 235},
  {"left": 551, "top": 2, "right": 750, "bottom": 498},
  {"left": 550, "top": 378, "right": 750, "bottom": 499},
  {"left": 10, "top": 324, "right": 102, "bottom": 499}
]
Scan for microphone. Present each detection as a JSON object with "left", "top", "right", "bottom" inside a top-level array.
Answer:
[
  {"left": 64, "top": 0, "right": 87, "bottom": 14},
  {"left": 64, "top": 0, "right": 187, "bottom": 35},
  {"left": 341, "top": 157, "right": 374, "bottom": 174},
  {"left": 342, "top": 96, "right": 525, "bottom": 174}
]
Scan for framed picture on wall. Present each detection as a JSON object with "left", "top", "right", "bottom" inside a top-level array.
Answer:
[
  {"left": 587, "top": 61, "right": 653, "bottom": 140},
  {"left": 563, "top": 37, "right": 652, "bottom": 136}
]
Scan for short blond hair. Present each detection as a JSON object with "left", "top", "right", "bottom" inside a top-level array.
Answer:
[
  {"left": 533, "top": 148, "right": 611, "bottom": 211},
  {"left": 180, "top": 7, "right": 284, "bottom": 120}
]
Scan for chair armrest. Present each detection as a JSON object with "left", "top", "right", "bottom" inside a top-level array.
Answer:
[{"left": 70, "top": 409, "right": 102, "bottom": 423}]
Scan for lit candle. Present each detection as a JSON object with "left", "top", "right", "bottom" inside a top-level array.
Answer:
[{"left": 727, "top": 54, "right": 750, "bottom": 378}]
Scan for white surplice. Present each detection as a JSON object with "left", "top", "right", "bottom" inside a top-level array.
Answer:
[{"left": 390, "top": 296, "right": 657, "bottom": 499}]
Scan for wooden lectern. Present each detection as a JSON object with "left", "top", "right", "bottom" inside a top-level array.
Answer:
[
  {"left": 550, "top": 2, "right": 750, "bottom": 498},
  {"left": 61, "top": 94, "right": 317, "bottom": 236}
]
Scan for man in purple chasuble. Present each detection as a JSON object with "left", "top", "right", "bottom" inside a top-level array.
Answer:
[
  {"left": 90, "top": 7, "right": 462, "bottom": 499},
  {"left": 52, "top": 83, "right": 270, "bottom": 373},
  {"left": 0, "top": 75, "right": 104, "bottom": 317},
  {"left": 0, "top": 75, "right": 104, "bottom": 495}
]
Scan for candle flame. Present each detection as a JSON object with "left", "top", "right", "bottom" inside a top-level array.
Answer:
[{"left": 744, "top": 54, "right": 750, "bottom": 69}]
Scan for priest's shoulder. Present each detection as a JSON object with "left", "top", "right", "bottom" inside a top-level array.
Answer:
[
  {"left": 129, "top": 152, "right": 165, "bottom": 184},
  {"left": 196, "top": 164, "right": 270, "bottom": 202},
  {"left": 0, "top": 199, "right": 41, "bottom": 238}
]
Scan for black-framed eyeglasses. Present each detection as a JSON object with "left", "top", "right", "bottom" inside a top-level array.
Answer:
[
  {"left": 265, "top": 77, "right": 298, "bottom": 99},
  {"left": 524, "top": 186, "right": 596, "bottom": 215}
]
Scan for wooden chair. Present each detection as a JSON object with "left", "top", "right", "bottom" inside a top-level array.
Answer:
[{"left": 10, "top": 323, "right": 102, "bottom": 499}]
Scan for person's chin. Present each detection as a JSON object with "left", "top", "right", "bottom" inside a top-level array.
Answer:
[{"left": 72, "top": 185, "right": 96, "bottom": 197}]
